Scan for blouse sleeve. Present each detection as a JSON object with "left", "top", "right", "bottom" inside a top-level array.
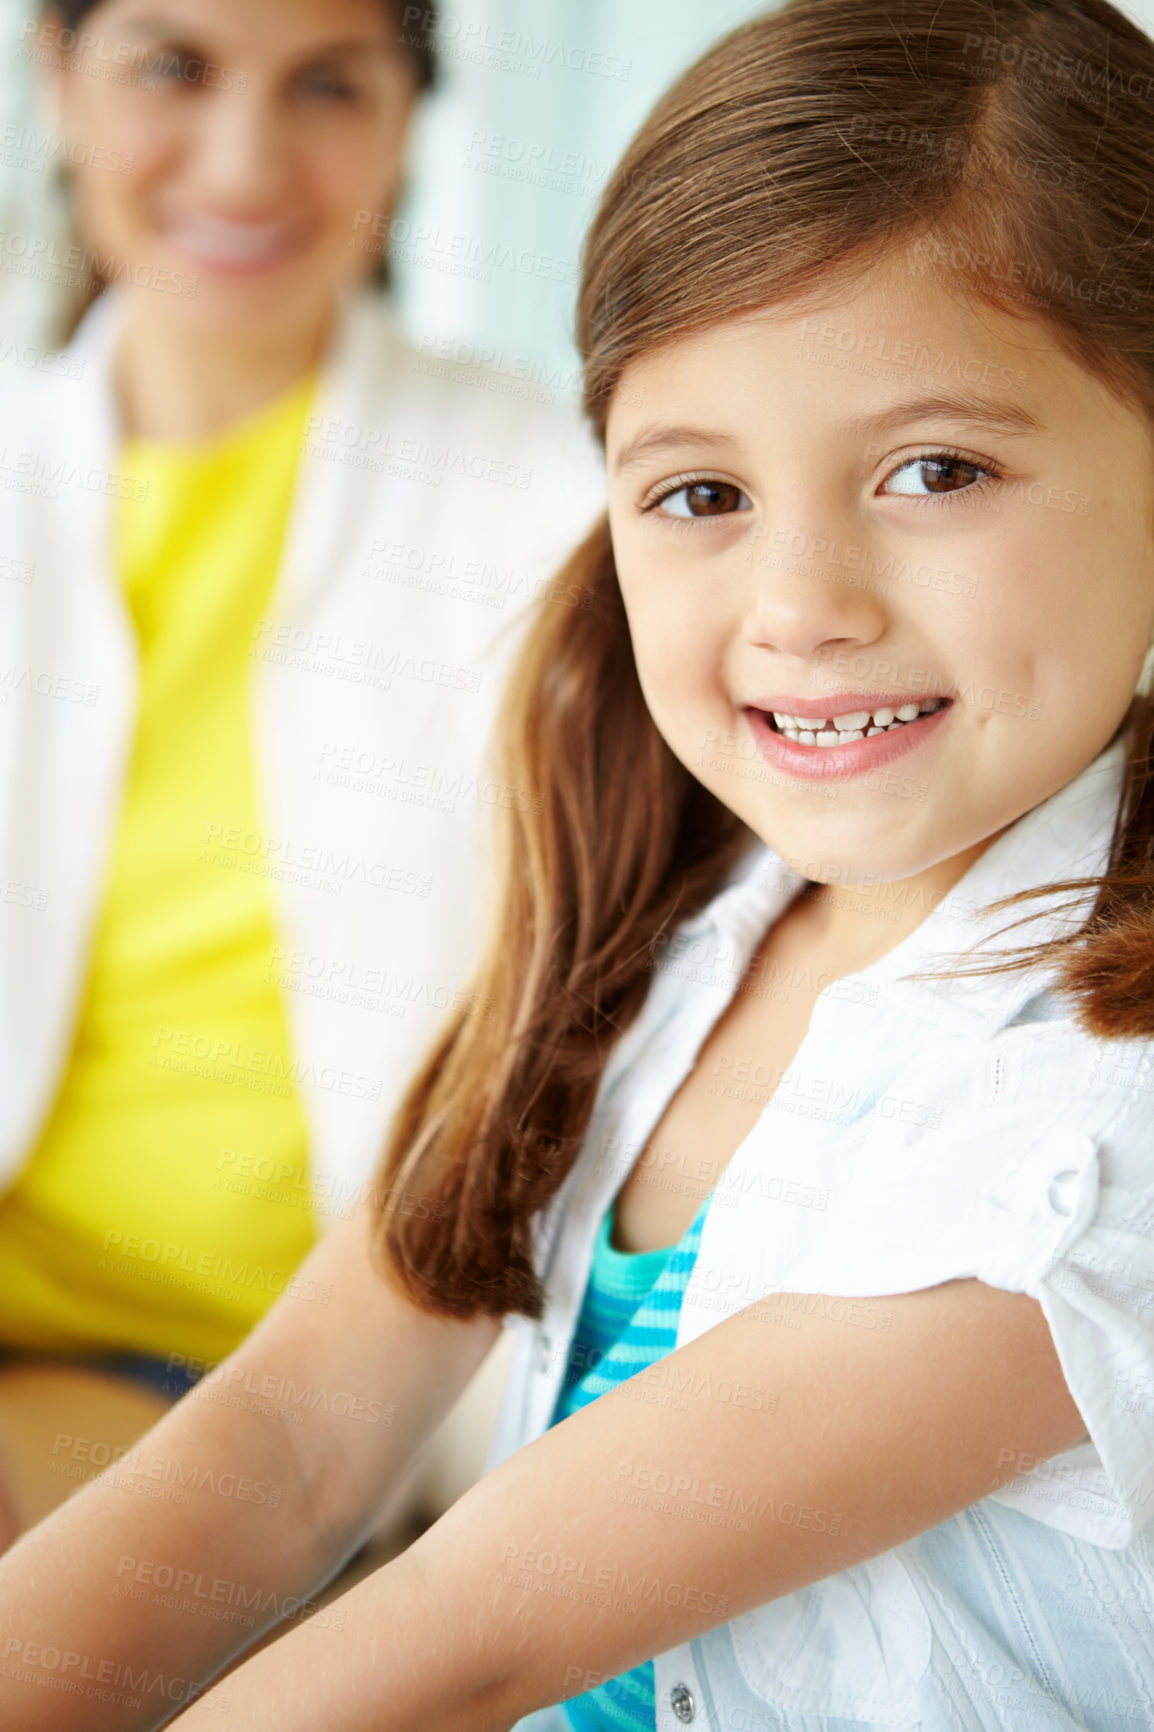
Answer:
[
  {"left": 683, "top": 1013, "right": 1154, "bottom": 1548},
  {"left": 971, "top": 1027, "right": 1154, "bottom": 1549}
]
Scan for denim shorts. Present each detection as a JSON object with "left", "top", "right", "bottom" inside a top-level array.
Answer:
[{"left": 0, "top": 1348, "right": 202, "bottom": 1401}]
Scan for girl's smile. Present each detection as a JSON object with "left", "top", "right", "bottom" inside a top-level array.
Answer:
[{"left": 746, "top": 693, "right": 953, "bottom": 781}]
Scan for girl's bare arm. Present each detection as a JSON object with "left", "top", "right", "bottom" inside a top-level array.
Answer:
[
  {"left": 174, "top": 1276, "right": 1088, "bottom": 1731},
  {"left": 0, "top": 1203, "right": 499, "bottom": 1731}
]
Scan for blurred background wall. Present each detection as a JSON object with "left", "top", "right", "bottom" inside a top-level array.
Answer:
[{"left": 4, "top": 0, "right": 1154, "bottom": 381}]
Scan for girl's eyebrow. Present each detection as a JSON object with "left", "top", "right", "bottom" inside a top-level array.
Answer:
[
  {"left": 613, "top": 388, "right": 1041, "bottom": 475},
  {"left": 613, "top": 425, "right": 739, "bottom": 475},
  {"left": 612, "top": 390, "right": 1041, "bottom": 477},
  {"left": 845, "top": 390, "right": 1043, "bottom": 439}
]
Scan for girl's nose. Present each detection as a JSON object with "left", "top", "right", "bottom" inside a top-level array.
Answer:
[{"left": 740, "top": 515, "right": 889, "bottom": 661}]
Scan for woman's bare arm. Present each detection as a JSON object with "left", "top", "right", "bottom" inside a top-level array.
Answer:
[
  {"left": 173, "top": 1277, "right": 1088, "bottom": 1731},
  {"left": 0, "top": 1202, "right": 499, "bottom": 1731}
]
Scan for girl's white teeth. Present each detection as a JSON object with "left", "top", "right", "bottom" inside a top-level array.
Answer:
[{"left": 775, "top": 697, "right": 945, "bottom": 746}]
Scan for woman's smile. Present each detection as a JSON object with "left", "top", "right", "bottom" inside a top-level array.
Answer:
[{"left": 160, "top": 208, "right": 310, "bottom": 275}]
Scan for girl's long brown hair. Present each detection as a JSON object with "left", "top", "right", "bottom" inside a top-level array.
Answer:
[{"left": 377, "top": 0, "right": 1154, "bottom": 1321}]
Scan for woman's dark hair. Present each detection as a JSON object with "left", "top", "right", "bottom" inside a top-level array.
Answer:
[
  {"left": 373, "top": 0, "right": 1154, "bottom": 1326},
  {"left": 47, "top": 0, "right": 438, "bottom": 91}
]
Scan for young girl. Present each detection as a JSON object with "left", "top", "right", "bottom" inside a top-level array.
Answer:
[{"left": 3, "top": 0, "right": 1154, "bottom": 1725}]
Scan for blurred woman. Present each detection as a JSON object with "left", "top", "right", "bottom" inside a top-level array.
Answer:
[{"left": 0, "top": 0, "right": 599, "bottom": 1544}]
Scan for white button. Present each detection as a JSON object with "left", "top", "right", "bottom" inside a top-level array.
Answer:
[
  {"left": 1048, "top": 1169, "right": 1080, "bottom": 1216},
  {"left": 670, "top": 1682, "right": 696, "bottom": 1723}
]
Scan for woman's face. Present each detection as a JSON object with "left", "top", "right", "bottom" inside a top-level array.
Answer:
[
  {"left": 606, "top": 250, "right": 1154, "bottom": 890},
  {"left": 48, "top": 0, "right": 418, "bottom": 341}
]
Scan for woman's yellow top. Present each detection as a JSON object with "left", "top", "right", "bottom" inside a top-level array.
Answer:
[{"left": 0, "top": 374, "right": 319, "bottom": 1365}]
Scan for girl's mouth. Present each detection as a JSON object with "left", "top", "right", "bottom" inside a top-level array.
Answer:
[
  {"left": 743, "top": 695, "right": 953, "bottom": 781},
  {"left": 767, "top": 696, "right": 949, "bottom": 746}
]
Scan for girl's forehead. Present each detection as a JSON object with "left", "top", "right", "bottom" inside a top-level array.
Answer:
[
  {"left": 604, "top": 270, "right": 1099, "bottom": 449},
  {"left": 628, "top": 265, "right": 1040, "bottom": 374}
]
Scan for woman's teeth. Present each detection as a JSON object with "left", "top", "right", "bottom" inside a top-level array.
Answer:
[
  {"left": 165, "top": 216, "right": 297, "bottom": 267},
  {"left": 771, "top": 697, "right": 946, "bottom": 746}
]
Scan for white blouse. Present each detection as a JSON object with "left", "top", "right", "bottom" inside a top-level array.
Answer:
[{"left": 492, "top": 729, "right": 1154, "bottom": 1731}]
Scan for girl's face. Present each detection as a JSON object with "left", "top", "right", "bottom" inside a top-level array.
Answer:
[
  {"left": 606, "top": 251, "right": 1154, "bottom": 888},
  {"left": 48, "top": 0, "right": 417, "bottom": 342}
]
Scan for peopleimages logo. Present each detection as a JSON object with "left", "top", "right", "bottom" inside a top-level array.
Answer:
[
  {"left": 0, "top": 230, "right": 197, "bottom": 298},
  {"left": 399, "top": 6, "right": 633, "bottom": 80},
  {"left": 1, "top": 1635, "right": 231, "bottom": 1714},
  {"left": 20, "top": 17, "right": 245, "bottom": 91},
  {"left": 50, "top": 1433, "right": 283, "bottom": 1508},
  {"left": 497, "top": 1542, "right": 729, "bottom": 1617},
  {"left": 114, "top": 1555, "right": 347, "bottom": 1627}
]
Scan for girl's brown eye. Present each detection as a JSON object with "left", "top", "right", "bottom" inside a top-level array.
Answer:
[
  {"left": 921, "top": 458, "right": 980, "bottom": 492},
  {"left": 886, "top": 455, "right": 987, "bottom": 497},
  {"left": 660, "top": 481, "right": 751, "bottom": 518}
]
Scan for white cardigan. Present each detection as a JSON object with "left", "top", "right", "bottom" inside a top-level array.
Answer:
[{"left": 0, "top": 288, "right": 604, "bottom": 1210}]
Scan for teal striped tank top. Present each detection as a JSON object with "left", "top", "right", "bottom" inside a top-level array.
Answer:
[{"left": 549, "top": 1192, "right": 712, "bottom": 1732}]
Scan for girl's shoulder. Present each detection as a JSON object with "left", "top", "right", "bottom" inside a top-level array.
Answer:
[
  {"left": 826, "top": 1000, "right": 1154, "bottom": 1301},
  {"left": 907, "top": 994, "right": 1154, "bottom": 1155},
  {"left": 722, "top": 994, "right": 1152, "bottom": 1296}
]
